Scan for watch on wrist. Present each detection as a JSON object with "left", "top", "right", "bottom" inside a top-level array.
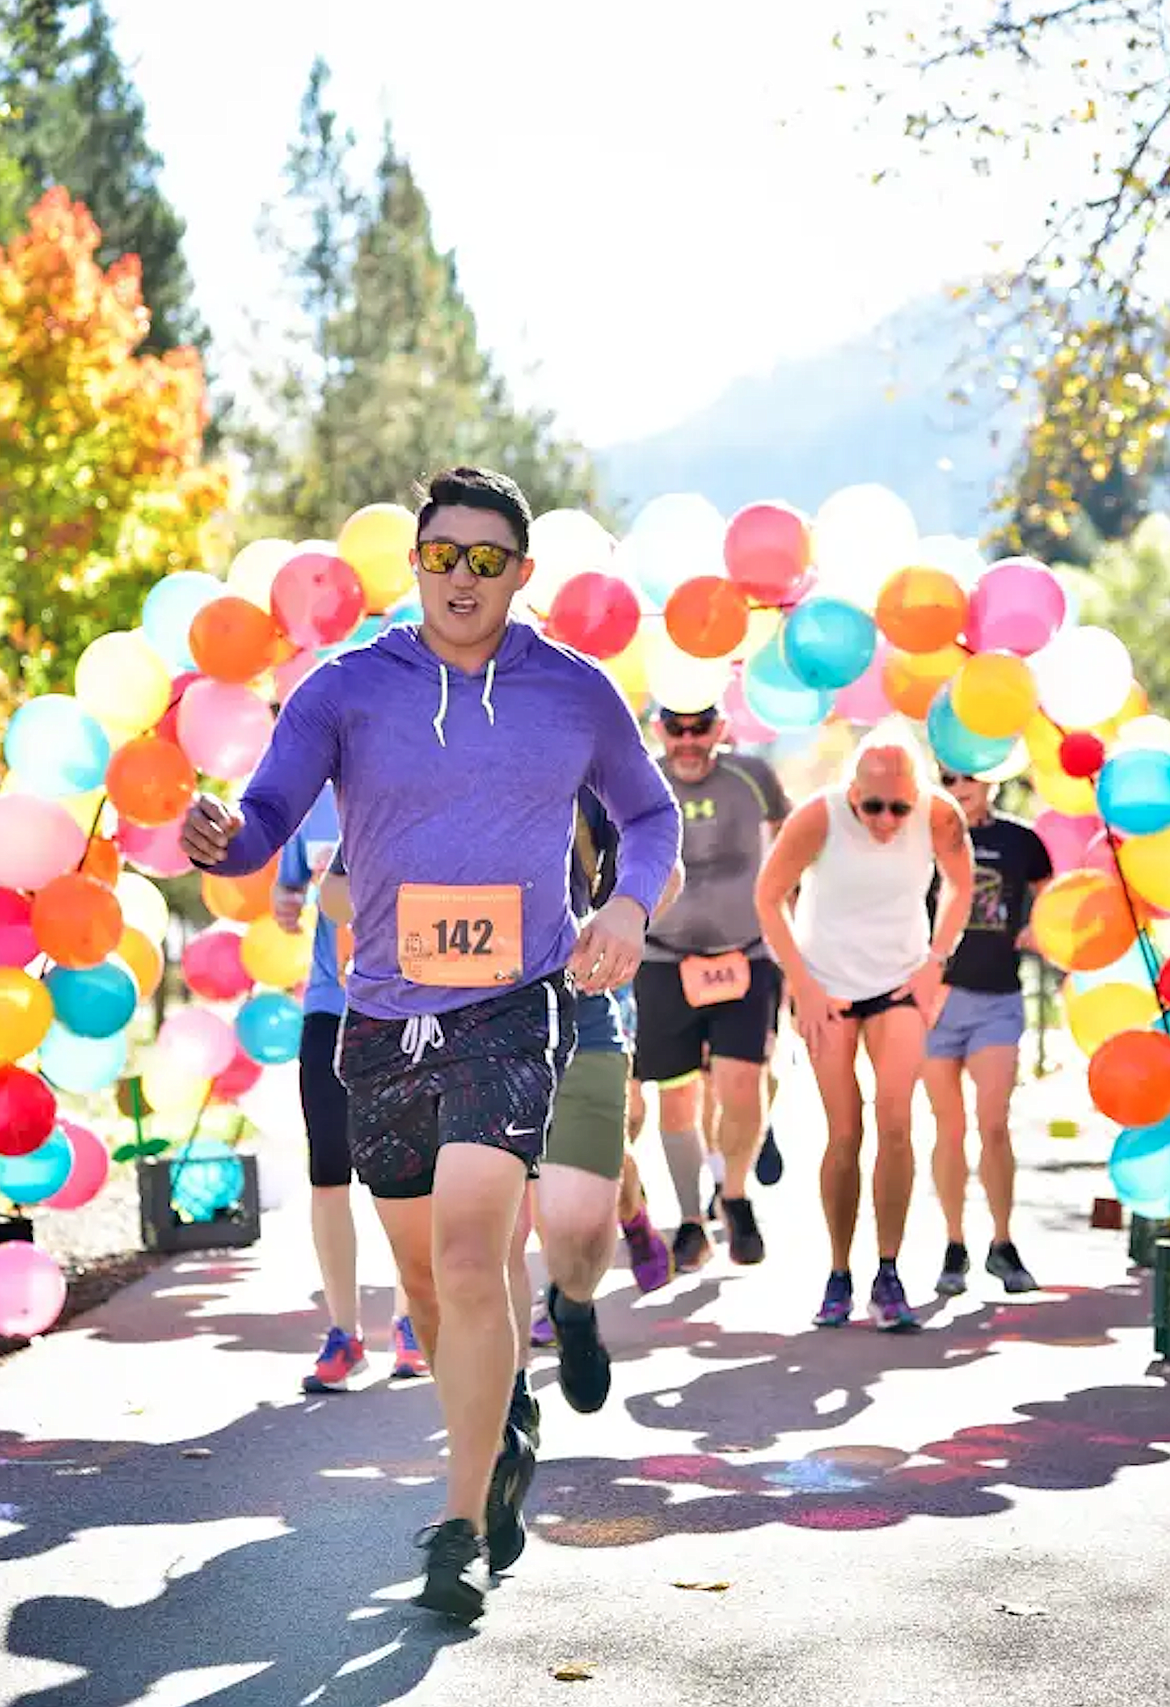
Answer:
[{"left": 927, "top": 946, "right": 950, "bottom": 965}]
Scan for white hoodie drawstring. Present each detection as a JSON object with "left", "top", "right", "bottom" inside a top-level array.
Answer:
[
  {"left": 481, "top": 658, "right": 497, "bottom": 726},
  {"left": 401, "top": 1014, "right": 445, "bottom": 1067},
  {"left": 433, "top": 664, "right": 450, "bottom": 747},
  {"left": 433, "top": 658, "right": 498, "bottom": 744}
]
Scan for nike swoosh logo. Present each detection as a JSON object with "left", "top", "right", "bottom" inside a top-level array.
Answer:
[{"left": 504, "top": 1121, "right": 536, "bottom": 1138}]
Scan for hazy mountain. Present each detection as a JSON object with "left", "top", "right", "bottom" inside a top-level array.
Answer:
[{"left": 598, "top": 295, "right": 1023, "bottom": 537}]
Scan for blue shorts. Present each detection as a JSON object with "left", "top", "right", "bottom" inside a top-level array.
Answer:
[{"left": 926, "top": 988, "right": 1025, "bottom": 1060}]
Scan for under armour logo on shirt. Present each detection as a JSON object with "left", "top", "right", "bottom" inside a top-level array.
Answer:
[{"left": 684, "top": 798, "right": 716, "bottom": 821}]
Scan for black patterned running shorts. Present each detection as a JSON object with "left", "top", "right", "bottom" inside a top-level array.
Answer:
[{"left": 335, "top": 974, "right": 577, "bottom": 1199}]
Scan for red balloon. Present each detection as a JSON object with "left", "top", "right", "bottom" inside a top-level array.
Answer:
[
  {"left": 210, "top": 1044, "right": 264, "bottom": 1103},
  {"left": 155, "top": 672, "right": 201, "bottom": 745},
  {"left": 723, "top": 503, "right": 811, "bottom": 603},
  {"left": 1060, "top": 731, "right": 1106, "bottom": 778},
  {"left": 181, "top": 927, "right": 253, "bottom": 1001},
  {"left": 546, "top": 572, "right": 641, "bottom": 660},
  {"left": 272, "top": 551, "right": 366, "bottom": 648},
  {"left": 0, "top": 1065, "right": 57, "bottom": 1157},
  {"left": 0, "top": 890, "right": 37, "bottom": 969}
]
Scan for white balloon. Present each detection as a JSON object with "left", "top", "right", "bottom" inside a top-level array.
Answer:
[
  {"left": 813, "top": 484, "right": 920, "bottom": 609},
  {"left": 1031, "top": 625, "right": 1134, "bottom": 728},
  {"left": 1115, "top": 715, "right": 1170, "bottom": 753},
  {"left": 526, "top": 510, "right": 614, "bottom": 616},
  {"left": 615, "top": 493, "right": 726, "bottom": 609},
  {"left": 643, "top": 626, "right": 734, "bottom": 713}
]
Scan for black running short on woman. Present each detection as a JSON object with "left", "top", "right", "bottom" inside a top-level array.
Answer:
[
  {"left": 336, "top": 974, "right": 576, "bottom": 1199},
  {"left": 299, "top": 1011, "right": 352, "bottom": 1188}
]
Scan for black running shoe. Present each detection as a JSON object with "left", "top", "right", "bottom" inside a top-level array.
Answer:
[
  {"left": 986, "top": 1240, "right": 1038, "bottom": 1294},
  {"left": 672, "top": 1219, "right": 713, "bottom": 1273},
  {"left": 508, "top": 1384, "right": 541, "bottom": 1451},
  {"left": 414, "top": 1518, "right": 490, "bottom": 1623},
  {"left": 721, "top": 1196, "right": 765, "bottom": 1265},
  {"left": 936, "top": 1241, "right": 970, "bottom": 1296},
  {"left": 485, "top": 1421, "right": 536, "bottom": 1574},
  {"left": 548, "top": 1283, "right": 612, "bottom": 1414},
  {"left": 755, "top": 1126, "right": 784, "bottom": 1186}
]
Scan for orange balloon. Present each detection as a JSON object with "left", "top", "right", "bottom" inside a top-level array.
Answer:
[
  {"left": 201, "top": 857, "right": 280, "bottom": 923},
  {"left": 81, "top": 836, "right": 122, "bottom": 886},
  {"left": 875, "top": 567, "right": 968, "bottom": 654},
  {"left": 1088, "top": 1029, "right": 1170, "bottom": 1127},
  {"left": 31, "top": 872, "right": 123, "bottom": 969},
  {"left": 883, "top": 644, "right": 966, "bottom": 720},
  {"left": 1031, "top": 869, "right": 1137, "bottom": 972},
  {"left": 189, "top": 596, "right": 280, "bottom": 684},
  {"left": 117, "top": 925, "right": 164, "bottom": 1002},
  {"left": 664, "top": 577, "right": 751, "bottom": 660},
  {"left": 105, "top": 736, "right": 196, "bottom": 827}
]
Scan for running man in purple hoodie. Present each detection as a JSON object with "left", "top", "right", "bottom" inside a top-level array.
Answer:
[{"left": 179, "top": 467, "right": 681, "bottom": 1623}]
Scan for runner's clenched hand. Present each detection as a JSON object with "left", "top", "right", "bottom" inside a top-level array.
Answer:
[
  {"left": 180, "top": 794, "right": 244, "bottom": 867},
  {"left": 568, "top": 896, "right": 647, "bottom": 994}
]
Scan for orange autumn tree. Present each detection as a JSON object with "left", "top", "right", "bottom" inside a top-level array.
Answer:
[{"left": 0, "top": 188, "right": 230, "bottom": 714}]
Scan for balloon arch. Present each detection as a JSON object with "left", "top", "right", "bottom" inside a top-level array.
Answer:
[{"left": 3, "top": 484, "right": 1169, "bottom": 1335}]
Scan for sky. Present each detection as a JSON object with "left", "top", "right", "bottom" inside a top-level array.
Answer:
[{"left": 104, "top": 0, "right": 1056, "bottom": 447}]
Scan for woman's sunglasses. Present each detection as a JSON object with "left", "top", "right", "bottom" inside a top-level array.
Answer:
[
  {"left": 662, "top": 712, "right": 718, "bottom": 738},
  {"left": 859, "top": 798, "right": 914, "bottom": 819},
  {"left": 417, "top": 540, "right": 520, "bottom": 579},
  {"left": 939, "top": 772, "right": 973, "bottom": 789}
]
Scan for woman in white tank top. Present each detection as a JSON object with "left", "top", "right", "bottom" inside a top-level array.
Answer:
[{"left": 755, "top": 729, "right": 973, "bottom": 1332}]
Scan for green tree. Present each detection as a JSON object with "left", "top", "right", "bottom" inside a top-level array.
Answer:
[{"left": 1071, "top": 514, "right": 1170, "bottom": 713}]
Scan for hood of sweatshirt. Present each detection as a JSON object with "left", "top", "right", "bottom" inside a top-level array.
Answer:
[{"left": 373, "top": 621, "right": 538, "bottom": 749}]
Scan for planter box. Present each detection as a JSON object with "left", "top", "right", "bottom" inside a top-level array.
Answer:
[
  {"left": 1130, "top": 1214, "right": 1170, "bottom": 1270},
  {"left": 0, "top": 1215, "right": 35, "bottom": 1247},
  {"left": 137, "top": 1155, "right": 261, "bottom": 1254}
]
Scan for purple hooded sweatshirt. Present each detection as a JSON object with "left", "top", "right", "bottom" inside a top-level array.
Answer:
[{"left": 211, "top": 621, "right": 681, "bottom": 1021}]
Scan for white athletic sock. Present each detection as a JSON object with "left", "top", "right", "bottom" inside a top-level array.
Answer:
[
  {"left": 661, "top": 1128, "right": 705, "bottom": 1223},
  {"left": 707, "top": 1151, "right": 726, "bottom": 1188}
]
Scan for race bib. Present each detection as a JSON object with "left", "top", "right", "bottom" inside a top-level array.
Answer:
[
  {"left": 679, "top": 949, "right": 751, "bottom": 1009},
  {"left": 397, "top": 884, "right": 523, "bottom": 988}
]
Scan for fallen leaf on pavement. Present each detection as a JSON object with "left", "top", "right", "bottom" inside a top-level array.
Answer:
[
  {"left": 551, "top": 1663, "right": 595, "bottom": 1682},
  {"left": 672, "top": 1581, "right": 731, "bottom": 1593},
  {"left": 994, "top": 1602, "right": 1047, "bottom": 1618},
  {"left": 180, "top": 1448, "right": 212, "bottom": 1460}
]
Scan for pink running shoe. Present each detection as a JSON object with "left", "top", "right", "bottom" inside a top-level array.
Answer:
[
  {"left": 392, "top": 1315, "right": 428, "bottom": 1379},
  {"left": 302, "top": 1326, "right": 367, "bottom": 1393},
  {"left": 621, "top": 1207, "right": 673, "bottom": 1293},
  {"left": 530, "top": 1300, "right": 556, "bottom": 1348}
]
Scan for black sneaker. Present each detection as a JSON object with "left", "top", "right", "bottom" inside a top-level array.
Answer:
[
  {"left": 548, "top": 1283, "right": 611, "bottom": 1414},
  {"left": 508, "top": 1383, "right": 541, "bottom": 1451},
  {"left": 986, "top": 1240, "right": 1038, "bottom": 1294},
  {"left": 672, "top": 1219, "right": 713, "bottom": 1273},
  {"left": 414, "top": 1518, "right": 490, "bottom": 1623},
  {"left": 485, "top": 1420, "right": 536, "bottom": 1574},
  {"left": 936, "top": 1241, "right": 970, "bottom": 1296},
  {"left": 721, "top": 1196, "right": 765, "bottom": 1265},
  {"left": 755, "top": 1126, "right": 784, "bottom": 1186}
]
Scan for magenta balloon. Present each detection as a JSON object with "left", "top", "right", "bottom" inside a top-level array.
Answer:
[
  {"left": 0, "top": 796, "right": 88, "bottom": 891},
  {"left": 1033, "top": 810, "right": 1103, "bottom": 876},
  {"left": 834, "top": 637, "right": 893, "bottom": 725},
  {"left": 965, "top": 559, "right": 1066, "bottom": 656},
  {"left": 116, "top": 815, "right": 193, "bottom": 879},
  {"left": 724, "top": 669, "right": 778, "bottom": 743},
  {"left": 0, "top": 1242, "right": 67, "bottom": 1338},
  {"left": 181, "top": 927, "right": 252, "bottom": 1001},
  {"left": 41, "top": 1119, "right": 110, "bottom": 1210},
  {"left": 156, "top": 1007, "right": 237, "bottom": 1079},
  {"left": 0, "top": 889, "right": 38, "bottom": 968},
  {"left": 177, "top": 680, "right": 274, "bottom": 780}
]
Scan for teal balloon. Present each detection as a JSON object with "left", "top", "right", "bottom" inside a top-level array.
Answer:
[
  {"left": 387, "top": 593, "right": 422, "bottom": 627},
  {"left": 236, "top": 992, "right": 303, "bottom": 1064},
  {"left": 39, "top": 1021, "right": 128, "bottom": 1092},
  {"left": 46, "top": 961, "right": 138, "bottom": 1040},
  {"left": 142, "top": 571, "right": 222, "bottom": 671},
  {"left": 744, "top": 642, "right": 833, "bottom": 731},
  {"left": 782, "top": 598, "right": 877, "bottom": 691},
  {"left": 3, "top": 695, "right": 110, "bottom": 797},
  {"left": 927, "top": 684, "right": 1016, "bottom": 776},
  {"left": 0, "top": 1127, "right": 73, "bottom": 1205},
  {"left": 169, "top": 1136, "right": 245, "bottom": 1223},
  {"left": 1108, "top": 1120, "right": 1170, "bottom": 1215},
  {"left": 1072, "top": 935, "right": 1163, "bottom": 996},
  {"left": 1097, "top": 749, "right": 1170, "bottom": 836}
]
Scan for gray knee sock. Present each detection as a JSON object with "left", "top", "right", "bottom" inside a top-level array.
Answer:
[{"left": 661, "top": 1128, "right": 705, "bottom": 1223}]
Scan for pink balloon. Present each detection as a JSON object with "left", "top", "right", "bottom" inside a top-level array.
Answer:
[
  {"left": 1034, "top": 810, "right": 1103, "bottom": 875},
  {"left": 0, "top": 796, "right": 87, "bottom": 891},
  {"left": 0, "top": 1241, "right": 67, "bottom": 1338},
  {"left": 272, "top": 551, "right": 365, "bottom": 649},
  {"left": 833, "top": 637, "right": 893, "bottom": 725},
  {"left": 965, "top": 559, "right": 1066, "bottom": 656},
  {"left": 274, "top": 649, "right": 317, "bottom": 703},
  {"left": 0, "top": 889, "right": 38, "bottom": 968},
  {"left": 41, "top": 1119, "right": 110, "bottom": 1210},
  {"left": 155, "top": 671, "right": 202, "bottom": 745},
  {"left": 725, "top": 668, "right": 778, "bottom": 743},
  {"left": 182, "top": 927, "right": 252, "bottom": 1001},
  {"left": 157, "top": 1007, "right": 237, "bottom": 1078},
  {"left": 116, "top": 815, "right": 193, "bottom": 879},
  {"left": 210, "top": 1044, "right": 264, "bottom": 1103},
  {"left": 177, "top": 680, "right": 274, "bottom": 781},
  {"left": 1085, "top": 828, "right": 1127, "bottom": 877}
]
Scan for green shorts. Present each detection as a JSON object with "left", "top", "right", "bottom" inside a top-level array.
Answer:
[{"left": 545, "top": 1049, "right": 629, "bottom": 1181}]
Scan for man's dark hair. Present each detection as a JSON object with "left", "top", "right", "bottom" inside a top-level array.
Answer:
[{"left": 414, "top": 466, "right": 533, "bottom": 554}]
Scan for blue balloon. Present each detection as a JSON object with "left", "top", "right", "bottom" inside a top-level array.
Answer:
[
  {"left": 744, "top": 641, "right": 833, "bottom": 731},
  {"left": 926, "top": 684, "right": 1016, "bottom": 776},
  {"left": 142, "top": 571, "right": 223, "bottom": 671},
  {"left": 1108, "top": 1120, "right": 1170, "bottom": 1215},
  {"left": 0, "top": 1127, "right": 73, "bottom": 1205},
  {"left": 1097, "top": 749, "right": 1170, "bottom": 837},
  {"left": 1071, "top": 934, "right": 1163, "bottom": 996},
  {"left": 46, "top": 961, "right": 138, "bottom": 1040},
  {"left": 318, "top": 612, "right": 387, "bottom": 663},
  {"left": 39, "top": 1020, "right": 128, "bottom": 1093},
  {"left": 783, "top": 598, "right": 877, "bottom": 691},
  {"left": 236, "top": 992, "right": 304, "bottom": 1065},
  {"left": 169, "top": 1136, "right": 246, "bottom": 1223},
  {"left": 3, "top": 695, "right": 110, "bottom": 797},
  {"left": 387, "top": 593, "right": 423, "bottom": 627}
]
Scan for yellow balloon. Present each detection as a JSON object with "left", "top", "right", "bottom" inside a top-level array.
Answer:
[
  {"left": 337, "top": 505, "right": 416, "bottom": 613},
  {"left": 75, "top": 630, "right": 171, "bottom": 733},
  {"left": 605, "top": 630, "right": 650, "bottom": 710},
  {"left": 227, "top": 538, "right": 294, "bottom": 610},
  {"left": 738, "top": 606, "right": 782, "bottom": 659},
  {"left": 115, "top": 873, "right": 170, "bottom": 945},
  {"left": 0, "top": 968, "right": 54, "bottom": 1064},
  {"left": 950, "top": 651, "right": 1037, "bottom": 738},
  {"left": 1119, "top": 826, "right": 1170, "bottom": 911},
  {"left": 56, "top": 787, "right": 111, "bottom": 834},
  {"left": 1063, "top": 979, "right": 1160, "bottom": 1056},
  {"left": 141, "top": 1055, "right": 210, "bottom": 1118},
  {"left": 1031, "top": 764, "right": 1096, "bottom": 816},
  {"left": 241, "top": 910, "right": 316, "bottom": 989}
]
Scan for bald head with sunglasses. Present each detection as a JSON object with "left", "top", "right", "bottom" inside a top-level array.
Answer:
[{"left": 847, "top": 743, "right": 922, "bottom": 845}]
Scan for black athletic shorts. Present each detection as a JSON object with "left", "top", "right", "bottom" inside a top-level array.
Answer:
[
  {"left": 633, "top": 958, "right": 781, "bottom": 1084},
  {"left": 300, "top": 1011, "right": 352, "bottom": 1188},
  {"left": 840, "top": 989, "right": 918, "bottom": 1022},
  {"left": 335, "top": 974, "right": 576, "bottom": 1200}
]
